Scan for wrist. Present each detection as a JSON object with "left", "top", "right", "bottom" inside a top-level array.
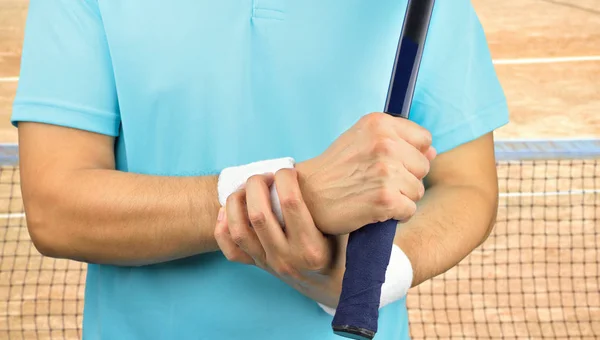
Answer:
[
  {"left": 297, "top": 271, "right": 343, "bottom": 314},
  {"left": 316, "top": 274, "right": 342, "bottom": 316},
  {"left": 205, "top": 175, "right": 222, "bottom": 252},
  {"left": 218, "top": 157, "right": 295, "bottom": 225},
  {"left": 295, "top": 159, "right": 320, "bottom": 226},
  {"left": 317, "top": 244, "right": 414, "bottom": 315}
]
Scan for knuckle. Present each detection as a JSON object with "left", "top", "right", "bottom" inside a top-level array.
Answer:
[
  {"left": 302, "top": 247, "right": 327, "bottom": 271},
  {"left": 280, "top": 195, "right": 304, "bottom": 212},
  {"left": 371, "top": 138, "right": 395, "bottom": 157},
  {"left": 373, "top": 188, "right": 406, "bottom": 222},
  {"left": 363, "top": 112, "right": 387, "bottom": 130},
  {"left": 362, "top": 111, "right": 381, "bottom": 123},
  {"left": 371, "top": 161, "right": 391, "bottom": 178},
  {"left": 246, "top": 174, "right": 264, "bottom": 187},
  {"left": 358, "top": 114, "right": 371, "bottom": 127},
  {"left": 272, "top": 262, "right": 297, "bottom": 279},
  {"left": 222, "top": 249, "right": 240, "bottom": 262},
  {"left": 374, "top": 208, "right": 392, "bottom": 223},
  {"left": 222, "top": 251, "right": 236, "bottom": 261},
  {"left": 226, "top": 191, "right": 244, "bottom": 206},
  {"left": 248, "top": 211, "right": 267, "bottom": 229},
  {"left": 375, "top": 188, "right": 396, "bottom": 210},
  {"left": 229, "top": 229, "right": 247, "bottom": 246},
  {"left": 275, "top": 167, "right": 295, "bottom": 179},
  {"left": 399, "top": 200, "right": 418, "bottom": 221},
  {"left": 409, "top": 157, "right": 430, "bottom": 180}
]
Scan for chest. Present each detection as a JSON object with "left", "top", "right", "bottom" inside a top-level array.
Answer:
[{"left": 96, "top": 1, "right": 407, "bottom": 89}]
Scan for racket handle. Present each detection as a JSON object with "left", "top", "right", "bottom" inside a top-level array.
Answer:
[
  {"left": 332, "top": 220, "right": 397, "bottom": 340},
  {"left": 331, "top": 2, "right": 434, "bottom": 338}
]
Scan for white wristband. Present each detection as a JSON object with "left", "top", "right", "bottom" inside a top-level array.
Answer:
[
  {"left": 319, "top": 244, "right": 413, "bottom": 316},
  {"left": 218, "top": 157, "right": 295, "bottom": 225}
]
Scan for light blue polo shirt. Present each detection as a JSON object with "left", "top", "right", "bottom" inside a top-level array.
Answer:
[{"left": 13, "top": 0, "right": 508, "bottom": 339}]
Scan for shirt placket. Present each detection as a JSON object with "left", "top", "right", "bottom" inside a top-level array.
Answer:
[{"left": 252, "top": 0, "right": 285, "bottom": 21}]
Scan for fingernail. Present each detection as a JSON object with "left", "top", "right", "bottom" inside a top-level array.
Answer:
[{"left": 217, "top": 207, "right": 225, "bottom": 222}]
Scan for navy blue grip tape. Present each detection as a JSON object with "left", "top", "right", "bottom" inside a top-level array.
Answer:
[
  {"left": 332, "top": 220, "right": 397, "bottom": 339},
  {"left": 332, "top": 1, "right": 435, "bottom": 338}
]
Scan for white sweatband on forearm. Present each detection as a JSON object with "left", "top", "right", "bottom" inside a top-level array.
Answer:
[
  {"left": 218, "top": 157, "right": 295, "bottom": 225},
  {"left": 319, "top": 244, "right": 414, "bottom": 316}
]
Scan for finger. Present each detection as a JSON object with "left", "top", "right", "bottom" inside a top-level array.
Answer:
[
  {"left": 424, "top": 146, "right": 437, "bottom": 161},
  {"left": 214, "top": 208, "right": 255, "bottom": 265},
  {"left": 374, "top": 188, "right": 417, "bottom": 224},
  {"left": 392, "top": 194, "right": 418, "bottom": 223},
  {"left": 245, "top": 174, "right": 288, "bottom": 255},
  {"left": 378, "top": 115, "right": 431, "bottom": 153},
  {"left": 396, "top": 166, "right": 426, "bottom": 202},
  {"left": 363, "top": 112, "right": 433, "bottom": 153},
  {"left": 378, "top": 138, "right": 430, "bottom": 180},
  {"left": 396, "top": 138, "right": 431, "bottom": 180},
  {"left": 274, "top": 168, "right": 322, "bottom": 243},
  {"left": 226, "top": 190, "right": 267, "bottom": 265}
]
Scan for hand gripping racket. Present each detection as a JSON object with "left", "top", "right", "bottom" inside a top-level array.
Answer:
[{"left": 332, "top": 1, "right": 436, "bottom": 339}]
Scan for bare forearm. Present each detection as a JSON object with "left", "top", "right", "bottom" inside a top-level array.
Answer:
[
  {"left": 394, "top": 184, "right": 498, "bottom": 287},
  {"left": 25, "top": 169, "right": 220, "bottom": 266}
]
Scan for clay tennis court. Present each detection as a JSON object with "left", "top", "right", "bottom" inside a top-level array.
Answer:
[{"left": 1, "top": 0, "right": 599, "bottom": 339}]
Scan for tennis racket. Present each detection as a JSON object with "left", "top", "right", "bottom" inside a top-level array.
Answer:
[{"left": 332, "top": 1, "right": 436, "bottom": 339}]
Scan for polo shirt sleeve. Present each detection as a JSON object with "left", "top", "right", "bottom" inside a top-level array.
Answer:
[
  {"left": 410, "top": 0, "right": 509, "bottom": 155},
  {"left": 11, "top": 0, "right": 120, "bottom": 137}
]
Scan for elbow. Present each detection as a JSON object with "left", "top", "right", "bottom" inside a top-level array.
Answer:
[
  {"left": 480, "top": 205, "right": 498, "bottom": 246},
  {"left": 23, "top": 192, "right": 71, "bottom": 259},
  {"left": 26, "top": 208, "right": 64, "bottom": 259},
  {"left": 479, "top": 183, "right": 500, "bottom": 246}
]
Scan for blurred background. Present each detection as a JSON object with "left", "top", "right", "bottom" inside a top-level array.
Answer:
[{"left": 0, "top": 0, "right": 599, "bottom": 339}]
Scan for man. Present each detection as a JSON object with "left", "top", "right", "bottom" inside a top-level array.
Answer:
[{"left": 13, "top": 0, "right": 508, "bottom": 339}]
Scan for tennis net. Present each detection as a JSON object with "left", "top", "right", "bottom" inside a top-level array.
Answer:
[{"left": 1, "top": 140, "right": 599, "bottom": 340}]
